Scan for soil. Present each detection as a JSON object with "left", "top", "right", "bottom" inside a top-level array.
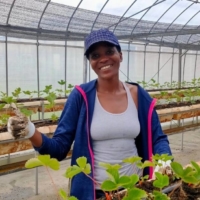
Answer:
[
  {"left": 0, "top": 119, "right": 58, "bottom": 134},
  {"left": 0, "top": 96, "right": 67, "bottom": 103},
  {"left": 155, "top": 99, "right": 200, "bottom": 109},
  {"left": 146, "top": 86, "right": 198, "bottom": 92},
  {"left": 97, "top": 180, "right": 200, "bottom": 200}
]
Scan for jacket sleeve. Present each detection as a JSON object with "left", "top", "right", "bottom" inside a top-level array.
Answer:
[
  {"left": 34, "top": 89, "right": 82, "bottom": 161},
  {"left": 152, "top": 109, "right": 172, "bottom": 156}
]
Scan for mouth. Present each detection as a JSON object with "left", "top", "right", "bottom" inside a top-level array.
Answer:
[{"left": 100, "top": 65, "right": 112, "bottom": 70}]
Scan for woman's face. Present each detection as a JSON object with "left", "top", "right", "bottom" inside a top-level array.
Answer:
[{"left": 88, "top": 42, "right": 122, "bottom": 80}]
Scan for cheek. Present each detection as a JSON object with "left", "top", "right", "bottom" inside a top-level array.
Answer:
[{"left": 90, "top": 62, "right": 97, "bottom": 71}]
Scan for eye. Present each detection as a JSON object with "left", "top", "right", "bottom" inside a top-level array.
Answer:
[
  {"left": 90, "top": 53, "right": 99, "bottom": 60},
  {"left": 106, "top": 49, "right": 114, "bottom": 55}
]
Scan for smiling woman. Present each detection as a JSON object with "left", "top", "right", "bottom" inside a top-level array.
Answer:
[{"left": 7, "top": 28, "right": 172, "bottom": 200}]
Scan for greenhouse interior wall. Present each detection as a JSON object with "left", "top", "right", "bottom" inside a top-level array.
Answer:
[{"left": 1, "top": 38, "right": 200, "bottom": 95}]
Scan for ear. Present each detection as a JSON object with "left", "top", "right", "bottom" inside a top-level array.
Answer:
[{"left": 120, "top": 52, "right": 123, "bottom": 62}]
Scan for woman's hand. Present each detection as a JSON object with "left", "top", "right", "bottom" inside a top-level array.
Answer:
[{"left": 7, "top": 113, "right": 35, "bottom": 140}]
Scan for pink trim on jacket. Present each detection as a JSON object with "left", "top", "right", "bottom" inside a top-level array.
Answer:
[
  {"left": 75, "top": 86, "right": 95, "bottom": 199},
  {"left": 148, "top": 98, "right": 157, "bottom": 179}
]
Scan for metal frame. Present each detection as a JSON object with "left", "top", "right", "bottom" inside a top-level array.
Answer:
[
  {"left": 0, "top": 0, "right": 200, "bottom": 51},
  {"left": 108, "top": 1, "right": 165, "bottom": 29},
  {"left": 131, "top": 0, "right": 160, "bottom": 35},
  {"left": 91, "top": 0, "right": 109, "bottom": 31},
  {"left": 113, "top": 0, "right": 137, "bottom": 33}
]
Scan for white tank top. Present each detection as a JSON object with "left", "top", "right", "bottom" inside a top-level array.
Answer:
[{"left": 90, "top": 82, "right": 142, "bottom": 189}]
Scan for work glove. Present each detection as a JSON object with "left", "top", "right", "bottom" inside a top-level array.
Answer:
[
  {"left": 153, "top": 160, "right": 172, "bottom": 179},
  {"left": 7, "top": 109, "right": 35, "bottom": 139}
]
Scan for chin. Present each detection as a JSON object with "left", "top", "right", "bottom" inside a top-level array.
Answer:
[{"left": 99, "top": 74, "right": 118, "bottom": 80}]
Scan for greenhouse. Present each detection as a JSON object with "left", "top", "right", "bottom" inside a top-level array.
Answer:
[{"left": 0, "top": 0, "right": 200, "bottom": 199}]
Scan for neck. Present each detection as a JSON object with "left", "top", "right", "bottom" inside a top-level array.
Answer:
[{"left": 97, "top": 78, "right": 123, "bottom": 94}]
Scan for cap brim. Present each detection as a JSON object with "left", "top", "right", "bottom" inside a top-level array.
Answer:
[{"left": 84, "top": 40, "right": 119, "bottom": 56}]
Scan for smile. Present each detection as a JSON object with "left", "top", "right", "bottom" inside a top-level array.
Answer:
[{"left": 100, "top": 65, "right": 112, "bottom": 70}]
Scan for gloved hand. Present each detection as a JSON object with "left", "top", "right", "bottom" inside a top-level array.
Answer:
[
  {"left": 153, "top": 160, "right": 172, "bottom": 179},
  {"left": 7, "top": 111, "right": 35, "bottom": 139}
]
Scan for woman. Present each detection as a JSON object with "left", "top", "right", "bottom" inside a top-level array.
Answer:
[{"left": 7, "top": 29, "right": 172, "bottom": 200}]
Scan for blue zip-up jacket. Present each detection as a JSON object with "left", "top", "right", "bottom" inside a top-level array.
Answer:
[{"left": 34, "top": 79, "right": 171, "bottom": 200}]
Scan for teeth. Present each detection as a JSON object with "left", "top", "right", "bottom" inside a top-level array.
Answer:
[{"left": 101, "top": 65, "right": 111, "bottom": 70}]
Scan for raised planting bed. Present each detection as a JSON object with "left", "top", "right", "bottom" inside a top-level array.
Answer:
[{"left": 0, "top": 98, "right": 66, "bottom": 114}]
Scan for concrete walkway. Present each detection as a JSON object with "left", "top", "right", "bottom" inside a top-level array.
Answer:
[{"left": 0, "top": 129, "right": 200, "bottom": 200}]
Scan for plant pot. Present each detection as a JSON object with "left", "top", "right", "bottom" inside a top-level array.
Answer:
[
  {"left": 38, "top": 99, "right": 66, "bottom": 112},
  {"left": 96, "top": 180, "right": 181, "bottom": 200},
  {"left": 157, "top": 108, "right": 174, "bottom": 122},
  {"left": 181, "top": 181, "right": 200, "bottom": 199}
]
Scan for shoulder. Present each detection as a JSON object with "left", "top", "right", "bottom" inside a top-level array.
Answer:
[
  {"left": 78, "top": 79, "right": 97, "bottom": 93},
  {"left": 125, "top": 82, "right": 138, "bottom": 108},
  {"left": 125, "top": 82, "right": 138, "bottom": 96},
  {"left": 125, "top": 81, "right": 153, "bottom": 103}
]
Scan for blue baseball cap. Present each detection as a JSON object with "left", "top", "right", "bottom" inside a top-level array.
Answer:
[{"left": 84, "top": 29, "right": 121, "bottom": 58}]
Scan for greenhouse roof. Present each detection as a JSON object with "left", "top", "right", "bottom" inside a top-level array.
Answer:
[{"left": 0, "top": 0, "right": 200, "bottom": 50}]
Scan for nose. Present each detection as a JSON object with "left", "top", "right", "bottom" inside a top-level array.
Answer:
[{"left": 99, "top": 54, "right": 109, "bottom": 63}]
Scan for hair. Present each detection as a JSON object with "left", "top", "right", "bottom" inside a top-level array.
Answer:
[{"left": 85, "top": 41, "right": 121, "bottom": 59}]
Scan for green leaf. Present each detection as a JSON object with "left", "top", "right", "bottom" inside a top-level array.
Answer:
[
  {"left": 143, "top": 175, "right": 149, "bottom": 180},
  {"left": 124, "top": 174, "right": 139, "bottom": 189},
  {"left": 58, "top": 80, "right": 66, "bottom": 85},
  {"left": 48, "top": 158, "right": 60, "bottom": 170},
  {"left": 68, "top": 84, "right": 74, "bottom": 88},
  {"left": 118, "top": 176, "right": 131, "bottom": 187},
  {"left": 183, "top": 166, "right": 195, "bottom": 177},
  {"left": 127, "top": 188, "right": 147, "bottom": 199},
  {"left": 82, "top": 163, "right": 91, "bottom": 175},
  {"left": 59, "top": 189, "right": 67, "bottom": 200},
  {"left": 0, "top": 103, "right": 5, "bottom": 109},
  {"left": 65, "top": 165, "right": 82, "bottom": 178},
  {"left": 99, "top": 162, "right": 121, "bottom": 170},
  {"left": 191, "top": 161, "right": 200, "bottom": 174},
  {"left": 68, "top": 197, "right": 78, "bottom": 200},
  {"left": 130, "top": 174, "right": 140, "bottom": 185},
  {"left": 76, "top": 157, "right": 87, "bottom": 168},
  {"left": 171, "top": 162, "right": 184, "bottom": 177},
  {"left": 141, "top": 160, "right": 155, "bottom": 168},
  {"left": 101, "top": 180, "right": 117, "bottom": 191},
  {"left": 51, "top": 113, "right": 59, "bottom": 122},
  {"left": 36, "top": 155, "right": 60, "bottom": 170},
  {"left": 25, "top": 158, "right": 43, "bottom": 168},
  {"left": 19, "top": 108, "right": 33, "bottom": 117},
  {"left": 37, "top": 155, "right": 51, "bottom": 165},
  {"left": 23, "top": 90, "right": 31, "bottom": 95},
  {"left": 183, "top": 176, "right": 198, "bottom": 184},
  {"left": 153, "top": 173, "right": 169, "bottom": 189},
  {"left": 153, "top": 191, "right": 169, "bottom": 200},
  {"left": 106, "top": 168, "right": 119, "bottom": 183},
  {"left": 136, "top": 162, "right": 143, "bottom": 168},
  {"left": 122, "top": 156, "right": 142, "bottom": 164}
]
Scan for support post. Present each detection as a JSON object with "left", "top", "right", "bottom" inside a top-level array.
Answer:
[
  {"left": 143, "top": 44, "right": 147, "bottom": 82},
  {"left": 65, "top": 41, "right": 67, "bottom": 94},
  {"left": 178, "top": 48, "right": 182, "bottom": 88},
  {"left": 83, "top": 43, "right": 87, "bottom": 83},
  {"left": 127, "top": 42, "right": 130, "bottom": 81},
  {"left": 5, "top": 35, "right": 8, "bottom": 95},
  {"left": 35, "top": 151, "right": 38, "bottom": 195},
  {"left": 36, "top": 39, "right": 40, "bottom": 120}
]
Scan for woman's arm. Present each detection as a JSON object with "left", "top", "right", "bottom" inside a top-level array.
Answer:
[
  {"left": 29, "top": 129, "right": 43, "bottom": 147},
  {"left": 32, "top": 89, "right": 82, "bottom": 161}
]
